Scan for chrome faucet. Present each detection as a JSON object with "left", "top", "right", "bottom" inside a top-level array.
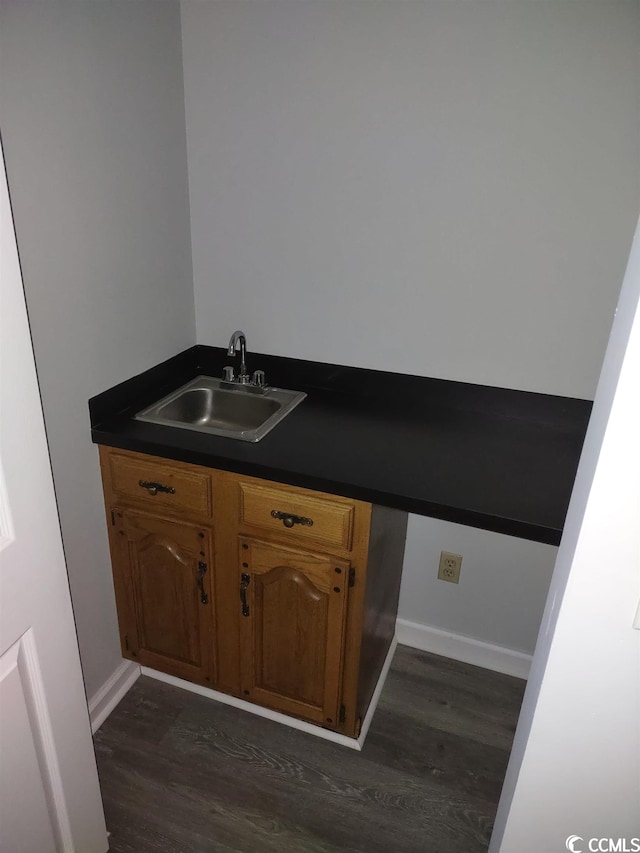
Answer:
[
  {"left": 227, "top": 330, "right": 249, "bottom": 383},
  {"left": 224, "top": 330, "right": 267, "bottom": 390}
]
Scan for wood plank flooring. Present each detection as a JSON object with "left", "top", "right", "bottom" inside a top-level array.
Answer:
[{"left": 94, "top": 646, "right": 525, "bottom": 853}]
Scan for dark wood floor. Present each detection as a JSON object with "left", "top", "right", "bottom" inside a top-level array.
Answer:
[{"left": 94, "top": 646, "right": 525, "bottom": 853}]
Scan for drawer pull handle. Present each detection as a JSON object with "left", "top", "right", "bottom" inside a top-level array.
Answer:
[
  {"left": 271, "top": 510, "right": 314, "bottom": 529},
  {"left": 197, "top": 561, "right": 209, "bottom": 605},
  {"left": 240, "top": 572, "right": 250, "bottom": 617},
  {"left": 138, "top": 479, "right": 175, "bottom": 496}
]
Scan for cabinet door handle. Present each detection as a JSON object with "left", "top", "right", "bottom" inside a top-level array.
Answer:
[
  {"left": 197, "top": 561, "right": 209, "bottom": 604},
  {"left": 240, "top": 572, "right": 250, "bottom": 617},
  {"left": 138, "top": 479, "right": 175, "bottom": 496},
  {"left": 270, "top": 510, "right": 313, "bottom": 529}
]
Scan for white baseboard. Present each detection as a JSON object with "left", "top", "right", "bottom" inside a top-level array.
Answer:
[
  {"left": 141, "top": 668, "right": 361, "bottom": 749},
  {"left": 395, "top": 618, "right": 531, "bottom": 680},
  {"left": 141, "top": 642, "right": 396, "bottom": 751},
  {"left": 356, "top": 635, "right": 397, "bottom": 744},
  {"left": 88, "top": 659, "right": 141, "bottom": 733},
  {"left": 88, "top": 623, "right": 518, "bottom": 742}
]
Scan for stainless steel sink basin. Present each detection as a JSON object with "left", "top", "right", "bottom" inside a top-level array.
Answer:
[{"left": 135, "top": 376, "right": 306, "bottom": 442}]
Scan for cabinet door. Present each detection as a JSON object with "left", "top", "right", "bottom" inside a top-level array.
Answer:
[
  {"left": 111, "top": 508, "right": 215, "bottom": 686},
  {"left": 238, "top": 537, "right": 349, "bottom": 728}
]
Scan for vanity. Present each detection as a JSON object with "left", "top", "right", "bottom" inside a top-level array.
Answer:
[{"left": 90, "top": 342, "right": 591, "bottom": 744}]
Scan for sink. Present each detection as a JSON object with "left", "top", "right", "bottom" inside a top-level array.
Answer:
[{"left": 134, "top": 375, "right": 306, "bottom": 442}]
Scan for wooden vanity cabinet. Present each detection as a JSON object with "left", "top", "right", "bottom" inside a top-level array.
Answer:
[
  {"left": 100, "top": 448, "right": 217, "bottom": 688},
  {"left": 99, "top": 446, "right": 407, "bottom": 739},
  {"left": 237, "top": 537, "right": 350, "bottom": 728},
  {"left": 110, "top": 509, "right": 216, "bottom": 686}
]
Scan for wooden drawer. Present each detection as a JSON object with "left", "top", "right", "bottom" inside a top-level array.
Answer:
[
  {"left": 104, "top": 450, "right": 213, "bottom": 519},
  {"left": 238, "top": 480, "right": 355, "bottom": 551}
]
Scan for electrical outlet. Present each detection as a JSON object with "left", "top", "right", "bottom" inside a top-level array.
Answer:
[{"left": 438, "top": 551, "right": 462, "bottom": 584}]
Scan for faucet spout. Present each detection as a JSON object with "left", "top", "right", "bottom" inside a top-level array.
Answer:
[{"left": 227, "top": 330, "right": 249, "bottom": 381}]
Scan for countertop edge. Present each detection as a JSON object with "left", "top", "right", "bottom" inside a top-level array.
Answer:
[
  {"left": 90, "top": 429, "right": 564, "bottom": 547},
  {"left": 89, "top": 346, "right": 589, "bottom": 549}
]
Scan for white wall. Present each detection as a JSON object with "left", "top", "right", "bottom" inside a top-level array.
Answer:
[
  {"left": 491, "top": 216, "right": 640, "bottom": 851},
  {"left": 182, "top": 0, "right": 639, "bottom": 397},
  {"left": 0, "top": 1, "right": 195, "bottom": 697},
  {"left": 398, "top": 517, "right": 557, "bottom": 659},
  {"left": 182, "top": 0, "right": 639, "bottom": 658}
]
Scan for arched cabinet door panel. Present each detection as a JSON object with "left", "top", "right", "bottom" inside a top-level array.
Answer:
[
  {"left": 112, "top": 508, "right": 216, "bottom": 686},
  {"left": 238, "top": 537, "right": 350, "bottom": 727}
]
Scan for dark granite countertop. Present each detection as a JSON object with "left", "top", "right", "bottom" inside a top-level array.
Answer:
[{"left": 89, "top": 345, "right": 591, "bottom": 546}]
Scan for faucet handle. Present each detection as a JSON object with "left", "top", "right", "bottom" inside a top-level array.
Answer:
[
  {"left": 223, "top": 366, "right": 235, "bottom": 383},
  {"left": 252, "top": 370, "right": 266, "bottom": 387}
]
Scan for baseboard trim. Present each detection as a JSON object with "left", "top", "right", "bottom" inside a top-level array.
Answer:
[
  {"left": 357, "top": 635, "right": 397, "bottom": 744},
  {"left": 88, "top": 659, "right": 141, "bottom": 733},
  {"left": 87, "top": 627, "right": 525, "bottom": 736},
  {"left": 395, "top": 619, "right": 531, "bottom": 679},
  {"left": 140, "top": 654, "right": 396, "bottom": 751}
]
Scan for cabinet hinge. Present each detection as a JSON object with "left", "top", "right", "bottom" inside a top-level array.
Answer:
[
  {"left": 339, "top": 704, "right": 346, "bottom": 724},
  {"left": 111, "top": 509, "right": 116, "bottom": 526},
  {"left": 348, "top": 567, "right": 356, "bottom": 587}
]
